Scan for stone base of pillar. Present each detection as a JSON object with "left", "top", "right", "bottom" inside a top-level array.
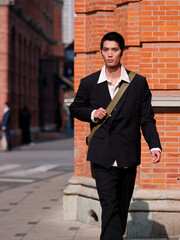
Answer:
[
  {"left": 63, "top": 176, "right": 180, "bottom": 239},
  {"left": 63, "top": 176, "right": 101, "bottom": 225}
]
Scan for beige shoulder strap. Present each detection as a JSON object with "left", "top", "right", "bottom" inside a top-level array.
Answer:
[{"left": 86, "top": 71, "right": 136, "bottom": 146}]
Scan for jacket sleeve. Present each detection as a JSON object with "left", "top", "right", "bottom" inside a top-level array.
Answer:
[
  {"left": 140, "top": 79, "right": 162, "bottom": 150},
  {"left": 1, "top": 111, "right": 10, "bottom": 128},
  {"left": 69, "top": 79, "right": 94, "bottom": 122}
]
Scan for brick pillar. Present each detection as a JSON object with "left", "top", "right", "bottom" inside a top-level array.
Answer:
[
  {"left": 64, "top": 0, "right": 180, "bottom": 236},
  {"left": 74, "top": 0, "right": 180, "bottom": 189},
  {"left": 0, "top": 6, "right": 9, "bottom": 115}
]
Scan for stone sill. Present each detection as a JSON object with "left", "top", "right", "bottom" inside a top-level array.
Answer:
[
  {"left": 0, "top": 0, "right": 14, "bottom": 5},
  {"left": 65, "top": 95, "right": 180, "bottom": 108},
  {"left": 152, "top": 95, "right": 180, "bottom": 107},
  {"left": 64, "top": 176, "right": 180, "bottom": 212},
  {"left": 64, "top": 176, "right": 98, "bottom": 200},
  {"left": 63, "top": 177, "right": 180, "bottom": 237},
  {"left": 133, "top": 188, "right": 180, "bottom": 201},
  {"left": 65, "top": 176, "right": 180, "bottom": 200}
]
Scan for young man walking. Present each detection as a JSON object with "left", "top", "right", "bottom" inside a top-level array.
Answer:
[{"left": 70, "top": 32, "right": 161, "bottom": 240}]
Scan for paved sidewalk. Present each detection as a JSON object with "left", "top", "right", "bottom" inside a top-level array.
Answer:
[
  {"left": 0, "top": 170, "right": 175, "bottom": 240},
  {"left": 0, "top": 135, "right": 177, "bottom": 240},
  {"left": 0, "top": 171, "right": 101, "bottom": 240}
]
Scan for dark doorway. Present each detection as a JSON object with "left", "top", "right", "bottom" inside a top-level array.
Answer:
[{"left": 38, "top": 59, "right": 61, "bottom": 131}]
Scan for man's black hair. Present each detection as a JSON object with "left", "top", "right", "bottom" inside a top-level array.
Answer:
[
  {"left": 5, "top": 101, "right": 10, "bottom": 107},
  {"left": 100, "top": 32, "right": 125, "bottom": 52}
]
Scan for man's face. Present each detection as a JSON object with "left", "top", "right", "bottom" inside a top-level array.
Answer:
[{"left": 101, "top": 40, "right": 122, "bottom": 68}]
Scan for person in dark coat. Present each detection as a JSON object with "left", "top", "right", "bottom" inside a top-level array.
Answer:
[
  {"left": 1, "top": 102, "right": 11, "bottom": 151},
  {"left": 70, "top": 32, "right": 162, "bottom": 240},
  {"left": 19, "top": 106, "right": 31, "bottom": 144}
]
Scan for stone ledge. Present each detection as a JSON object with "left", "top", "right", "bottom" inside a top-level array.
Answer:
[
  {"left": 64, "top": 176, "right": 98, "bottom": 200},
  {"left": 131, "top": 189, "right": 180, "bottom": 213},
  {"left": 0, "top": 0, "right": 14, "bottom": 5},
  {"left": 65, "top": 176, "right": 180, "bottom": 200},
  {"left": 68, "top": 176, "right": 96, "bottom": 188},
  {"left": 133, "top": 189, "right": 180, "bottom": 201},
  {"left": 129, "top": 199, "right": 180, "bottom": 213},
  {"left": 63, "top": 176, "right": 180, "bottom": 237},
  {"left": 64, "top": 177, "right": 180, "bottom": 212},
  {"left": 64, "top": 95, "right": 180, "bottom": 109},
  {"left": 152, "top": 95, "right": 180, "bottom": 107}
]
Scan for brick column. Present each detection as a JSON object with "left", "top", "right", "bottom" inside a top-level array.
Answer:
[
  {"left": 74, "top": 0, "right": 180, "bottom": 189},
  {"left": 0, "top": 6, "right": 9, "bottom": 115},
  {"left": 63, "top": 0, "right": 180, "bottom": 236}
]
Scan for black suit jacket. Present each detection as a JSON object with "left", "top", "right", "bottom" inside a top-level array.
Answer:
[
  {"left": 1, "top": 109, "right": 11, "bottom": 130},
  {"left": 70, "top": 69, "right": 162, "bottom": 168}
]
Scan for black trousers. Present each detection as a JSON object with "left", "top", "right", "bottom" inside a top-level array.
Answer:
[
  {"left": 4, "top": 130, "right": 11, "bottom": 150},
  {"left": 94, "top": 164, "right": 137, "bottom": 240}
]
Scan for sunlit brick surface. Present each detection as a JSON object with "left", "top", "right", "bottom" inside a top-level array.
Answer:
[{"left": 74, "top": 0, "right": 180, "bottom": 189}]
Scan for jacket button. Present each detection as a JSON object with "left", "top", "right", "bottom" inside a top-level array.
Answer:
[{"left": 114, "top": 108, "right": 116, "bottom": 111}]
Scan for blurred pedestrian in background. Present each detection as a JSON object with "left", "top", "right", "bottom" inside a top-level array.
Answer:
[
  {"left": 1, "top": 102, "right": 11, "bottom": 151},
  {"left": 19, "top": 106, "right": 31, "bottom": 144}
]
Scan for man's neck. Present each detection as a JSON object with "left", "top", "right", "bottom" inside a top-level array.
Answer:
[{"left": 105, "top": 64, "right": 121, "bottom": 86}]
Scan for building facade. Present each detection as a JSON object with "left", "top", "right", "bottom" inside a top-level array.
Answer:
[
  {"left": 62, "top": 0, "right": 74, "bottom": 45},
  {"left": 64, "top": 0, "right": 180, "bottom": 238},
  {"left": 0, "top": 0, "right": 64, "bottom": 147}
]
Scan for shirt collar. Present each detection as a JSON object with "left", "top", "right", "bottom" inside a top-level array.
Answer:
[
  {"left": 3, "top": 107, "right": 9, "bottom": 113},
  {"left": 97, "top": 65, "right": 130, "bottom": 84}
]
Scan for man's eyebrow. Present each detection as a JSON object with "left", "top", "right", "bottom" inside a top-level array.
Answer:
[{"left": 102, "top": 47, "right": 119, "bottom": 50}]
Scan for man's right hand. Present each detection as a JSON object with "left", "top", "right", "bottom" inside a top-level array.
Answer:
[
  {"left": 2, "top": 126, "right": 6, "bottom": 131},
  {"left": 94, "top": 108, "right": 107, "bottom": 121}
]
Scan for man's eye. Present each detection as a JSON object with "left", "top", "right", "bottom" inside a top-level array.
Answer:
[{"left": 113, "top": 48, "right": 118, "bottom": 51}]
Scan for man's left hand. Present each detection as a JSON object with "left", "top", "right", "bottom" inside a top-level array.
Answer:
[{"left": 151, "top": 150, "right": 161, "bottom": 164}]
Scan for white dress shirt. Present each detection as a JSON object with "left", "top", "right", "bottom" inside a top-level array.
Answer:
[
  {"left": 91, "top": 65, "right": 161, "bottom": 166},
  {"left": 3, "top": 107, "right": 9, "bottom": 114}
]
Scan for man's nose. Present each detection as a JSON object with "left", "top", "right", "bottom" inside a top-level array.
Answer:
[{"left": 108, "top": 50, "right": 112, "bottom": 57}]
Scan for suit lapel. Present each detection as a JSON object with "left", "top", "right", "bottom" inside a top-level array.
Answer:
[
  {"left": 110, "top": 82, "right": 130, "bottom": 121},
  {"left": 96, "top": 81, "right": 112, "bottom": 109},
  {"left": 94, "top": 68, "right": 133, "bottom": 117},
  {"left": 109, "top": 69, "right": 135, "bottom": 122}
]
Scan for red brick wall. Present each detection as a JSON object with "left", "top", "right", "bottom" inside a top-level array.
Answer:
[
  {"left": 8, "top": 9, "right": 53, "bottom": 129},
  {"left": 74, "top": 0, "right": 180, "bottom": 189},
  {"left": 16, "top": 0, "right": 53, "bottom": 38},
  {"left": 53, "top": 4, "right": 64, "bottom": 58},
  {"left": 0, "top": 2, "right": 54, "bottom": 129},
  {"left": 141, "top": 112, "right": 180, "bottom": 189},
  {"left": 0, "top": 1, "right": 64, "bottom": 148},
  {"left": 0, "top": 7, "right": 9, "bottom": 112}
]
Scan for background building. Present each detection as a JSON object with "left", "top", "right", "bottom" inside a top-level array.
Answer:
[
  {"left": 62, "top": 0, "right": 74, "bottom": 45},
  {"left": 61, "top": 0, "right": 75, "bottom": 130},
  {"left": 0, "top": 0, "right": 64, "bottom": 147},
  {"left": 64, "top": 0, "right": 180, "bottom": 238}
]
